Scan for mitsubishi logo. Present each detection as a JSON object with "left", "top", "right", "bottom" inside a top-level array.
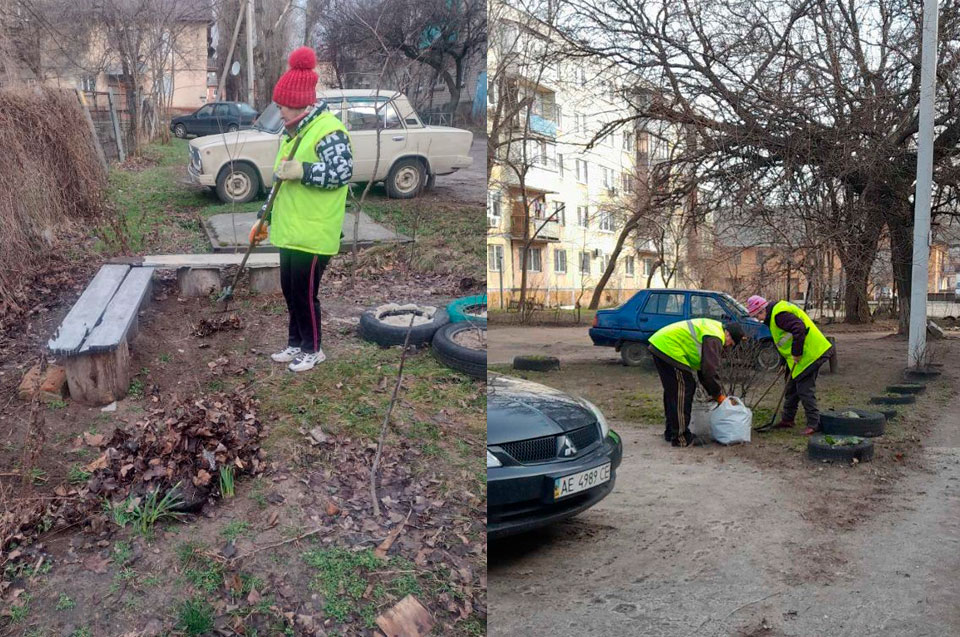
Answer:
[{"left": 557, "top": 435, "right": 578, "bottom": 457}]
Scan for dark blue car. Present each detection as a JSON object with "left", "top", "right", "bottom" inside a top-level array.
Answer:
[{"left": 589, "top": 288, "right": 778, "bottom": 368}]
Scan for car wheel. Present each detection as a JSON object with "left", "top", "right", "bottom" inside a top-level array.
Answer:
[
  {"left": 385, "top": 158, "right": 425, "bottom": 199},
  {"left": 227, "top": 123, "right": 239, "bottom": 133},
  {"left": 425, "top": 173, "right": 436, "bottom": 190},
  {"left": 620, "top": 341, "right": 646, "bottom": 366},
  {"left": 173, "top": 123, "right": 187, "bottom": 138},
  {"left": 755, "top": 340, "right": 780, "bottom": 371},
  {"left": 215, "top": 163, "right": 260, "bottom": 204}
]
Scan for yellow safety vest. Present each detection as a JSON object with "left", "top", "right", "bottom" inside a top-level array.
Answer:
[
  {"left": 768, "top": 300, "right": 832, "bottom": 378},
  {"left": 649, "top": 318, "right": 726, "bottom": 371}
]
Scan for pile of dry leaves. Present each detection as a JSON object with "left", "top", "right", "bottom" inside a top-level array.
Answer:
[
  {"left": 194, "top": 314, "right": 244, "bottom": 338},
  {"left": 84, "top": 391, "right": 265, "bottom": 507}
]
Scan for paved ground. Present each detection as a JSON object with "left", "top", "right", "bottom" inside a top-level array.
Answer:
[
  {"left": 427, "top": 137, "right": 486, "bottom": 205},
  {"left": 488, "top": 331, "right": 960, "bottom": 636},
  {"left": 204, "top": 209, "right": 410, "bottom": 252}
]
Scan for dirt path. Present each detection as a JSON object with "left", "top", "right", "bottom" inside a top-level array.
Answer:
[
  {"left": 488, "top": 340, "right": 960, "bottom": 636},
  {"left": 424, "top": 137, "right": 486, "bottom": 205}
]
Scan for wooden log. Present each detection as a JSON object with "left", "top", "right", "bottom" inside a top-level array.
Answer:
[
  {"left": 63, "top": 341, "right": 131, "bottom": 406},
  {"left": 249, "top": 267, "right": 281, "bottom": 295},
  {"left": 177, "top": 267, "right": 222, "bottom": 298}
]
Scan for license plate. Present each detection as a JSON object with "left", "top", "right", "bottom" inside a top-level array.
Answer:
[{"left": 554, "top": 463, "right": 611, "bottom": 500}]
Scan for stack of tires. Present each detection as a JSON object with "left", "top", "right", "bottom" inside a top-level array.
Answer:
[{"left": 358, "top": 296, "right": 486, "bottom": 380}]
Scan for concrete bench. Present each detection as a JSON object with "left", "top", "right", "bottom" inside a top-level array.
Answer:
[
  {"left": 111, "top": 253, "right": 282, "bottom": 297},
  {"left": 48, "top": 264, "right": 154, "bottom": 405}
]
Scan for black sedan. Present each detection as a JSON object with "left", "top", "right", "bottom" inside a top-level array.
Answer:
[
  {"left": 170, "top": 102, "right": 258, "bottom": 138},
  {"left": 487, "top": 374, "right": 622, "bottom": 540}
]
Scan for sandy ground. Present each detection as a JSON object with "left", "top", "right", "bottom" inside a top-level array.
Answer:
[
  {"left": 427, "top": 138, "right": 486, "bottom": 205},
  {"left": 487, "top": 331, "right": 960, "bottom": 636}
]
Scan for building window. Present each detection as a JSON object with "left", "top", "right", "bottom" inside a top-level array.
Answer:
[
  {"left": 553, "top": 202, "right": 565, "bottom": 225},
  {"left": 623, "top": 173, "right": 634, "bottom": 193},
  {"left": 80, "top": 75, "right": 97, "bottom": 92},
  {"left": 625, "top": 256, "right": 635, "bottom": 276},
  {"left": 554, "top": 249, "right": 567, "bottom": 273},
  {"left": 556, "top": 103, "right": 562, "bottom": 128},
  {"left": 580, "top": 251, "right": 591, "bottom": 275},
  {"left": 643, "top": 258, "right": 654, "bottom": 276},
  {"left": 576, "top": 159, "right": 588, "bottom": 184},
  {"left": 487, "top": 191, "right": 502, "bottom": 219},
  {"left": 601, "top": 167, "right": 612, "bottom": 189},
  {"left": 557, "top": 153, "right": 564, "bottom": 177},
  {"left": 488, "top": 244, "right": 503, "bottom": 271},
  {"left": 599, "top": 211, "right": 614, "bottom": 232},
  {"left": 525, "top": 247, "right": 542, "bottom": 272},
  {"left": 624, "top": 132, "right": 634, "bottom": 151},
  {"left": 531, "top": 199, "right": 546, "bottom": 219},
  {"left": 577, "top": 205, "right": 589, "bottom": 228}
]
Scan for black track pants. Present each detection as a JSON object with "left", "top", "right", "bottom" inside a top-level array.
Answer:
[
  {"left": 279, "top": 248, "right": 331, "bottom": 354},
  {"left": 654, "top": 355, "right": 697, "bottom": 444}
]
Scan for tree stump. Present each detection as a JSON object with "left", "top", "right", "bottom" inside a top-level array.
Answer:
[
  {"left": 177, "top": 267, "right": 221, "bottom": 298},
  {"left": 63, "top": 341, "right": 131, "bottom": 406}
]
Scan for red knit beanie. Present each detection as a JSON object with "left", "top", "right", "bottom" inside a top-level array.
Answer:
[{"left": 272, "top": 47, "right": 318, "bottom": 108}]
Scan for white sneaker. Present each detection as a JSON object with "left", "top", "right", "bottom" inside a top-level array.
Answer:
[
  {"left": 271, "top": 346, "right": 301, "bottom": 363},
  {"left": 288, "top": 349, "right": 325, "bottom": 372}
]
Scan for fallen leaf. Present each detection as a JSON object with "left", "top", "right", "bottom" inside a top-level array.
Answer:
[
  {"left": 193, "top": 469, "right": 212, "bottom": 487},
  {"left": 265, "top": 511, "right": 280, "bottom": 529},
  {"left": 83, "top": 432, "right": 106, "bottom": 446},
  {"left": 325, "top": 500, "right": 340, "bottom": 516},
  {"left": 83, "top": 554, "right": 110, "bottom": 574},
  {"left": 247, "top": 588, "right": 261, "bottom": 605}
]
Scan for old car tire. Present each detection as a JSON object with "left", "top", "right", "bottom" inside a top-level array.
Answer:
[
  {"left": 513, "top": 356, "right": 560, "bottom": 372},
  {"left": 886, "top": 383, "right": 925, "bottom": 395},
  {"left": 432, "top": 322, "right": 486, "bottom": 379},
  {"left": 620, "top": 342, "right": 646, "bottom": 366},
  {"left": 905, "top": 368, "right": 941, "bottom": 380},
  {"left": 879, "top": 408, "right": 898, "bottom": 421},
  {"left": 820, "top": 408, "right": 885, "bottom": 437},
  {"left": 174, "top": 123, "right": 187, "bottom": 138},
  {"left": 756, "top": 340, "right": 781, "bottom": 372},
  {"left": 216, "top": 162, "right": 260, "bottom": 204},
  {"left": 808, "top": 434, "right": 874, "bottom": 463},
  {"left": 385, "top": 158, "right": 426, "bottom": 199},
  {"left": 869, "top": 394, "right": 916, "bottom": 405},
  {"left": 227, "top": 123, "right": 239, "bottom": 133},
  {"left": 358, "top": 305, "right": 449, "bottom": 347},
  {"left": 447, "top": 295, "right": 487, "bottom": 327},
  {"left": 425, "top": 173, "right": 437, "bottom": 190}
]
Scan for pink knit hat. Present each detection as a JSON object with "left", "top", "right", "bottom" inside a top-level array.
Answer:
[
  {"left": 745, "top": 295, "right": 768, "bottom": 317},
  {"left": 272, "top": 47, "right": 318, "bottom": 108}
]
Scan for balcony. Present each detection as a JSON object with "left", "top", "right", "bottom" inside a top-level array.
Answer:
[
  {"left": 511, "top": 102, "right": 559, "bottom": 139},
  {"left": 510, "top": 216, "right": 562, "bottom": 242}
]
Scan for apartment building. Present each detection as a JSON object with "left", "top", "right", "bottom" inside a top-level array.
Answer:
[{"left": 487, "top": 3, "right": 688, "bottom": 310}]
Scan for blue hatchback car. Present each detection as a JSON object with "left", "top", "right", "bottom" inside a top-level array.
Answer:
[{"left": 589, "top": 288, "right": 778, "bottom": 368}]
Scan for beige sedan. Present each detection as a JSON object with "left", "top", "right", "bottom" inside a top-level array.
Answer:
[{"left": 187, "top": 89, "right": 474, "bottom": 203}]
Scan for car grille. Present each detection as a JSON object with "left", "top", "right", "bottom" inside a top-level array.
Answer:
[{"left": 500, "top": 424, "right": 601, "bottom": 464}]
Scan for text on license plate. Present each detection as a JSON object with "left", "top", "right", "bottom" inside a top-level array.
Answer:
[{"left": 554, "top": 463, "right": 611, "bottom": 500}]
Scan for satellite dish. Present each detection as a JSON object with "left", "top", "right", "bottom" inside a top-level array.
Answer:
[{"left": 230, "top": 61, "right": 241, "bottom": 76}]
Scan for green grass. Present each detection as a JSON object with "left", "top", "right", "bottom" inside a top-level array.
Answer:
[
  {"left": 70, "top": 628, "right": 92, "bottom": 637},
  {"left": 175, "top": 597, "right": 215, "bottom": 636},
  {"left": 112, "top": 541, "right": 132, "bottom": 565},
  {"left": 104, "top": 484, "right": 184, "bottom": 536},
  {"left": 55, "top": 593, "right": 75, "bottom": 611},
  {"left": 302, "top": 547, "right": 383, "bottom": 623},
  {"left": 258, "top": 344, "right": 483, "bottom": 448},
  {"left": 8, "top": 593, "right": 31, "bottom": 622},
  {"left": 219, "top": 466, "right": 236, "bottom": 498},
  {"left": 219, "top": 520, "right": 251, "bottom": 542},
  {"left": 177, "top": 542, "right": 224, "bottom": 593},
  {"left": 68, "top": 463, "right": 92, "bottom": 485}
]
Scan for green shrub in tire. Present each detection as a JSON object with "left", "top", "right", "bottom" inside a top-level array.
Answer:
[
  {"left": 808, "top": 434, "right": 874, "bottom": 463},
  {"left": 820, "top": 408, "right": 885, "bottom": 437},
  {"left": 447, "top": 295, "right": 487, "bottom": 327},
  {"left": 432, "top": 322, "right": 486, "bottom": 379},
  {"left": 358, "top": 303, "right": 449, "bottom": 347}
]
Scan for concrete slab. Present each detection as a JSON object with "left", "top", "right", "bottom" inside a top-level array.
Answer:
[
  {"left": 116, "top": 254, "right": 280, "bottom": 269},
  {"left": 203, "top": 208, "right": 411, "bottom": 253}
]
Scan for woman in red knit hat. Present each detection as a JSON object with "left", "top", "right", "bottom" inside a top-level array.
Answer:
[{"left": 250, "top": 46, "right": 354, "bottom": 372}]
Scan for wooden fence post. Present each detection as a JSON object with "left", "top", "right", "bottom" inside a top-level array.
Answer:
[
  {"left": 74, "top": 89, "right": 108, "bottom": 171},
  {"left": 106, "top": 88, "right": 126, "bottom": 162}
]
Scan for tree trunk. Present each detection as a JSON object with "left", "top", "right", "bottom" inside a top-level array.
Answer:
[
  {"left": 842, "top": 256, "right": 872, "bottom": 323},
  {"left": 588, "top": 221, "right": 636, "bottom": 309},
  {"left": 888, "top": 219, "right": 914, "bottom": 335}
]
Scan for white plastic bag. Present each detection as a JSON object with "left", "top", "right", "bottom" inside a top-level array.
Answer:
[
  {"left": 709, "top": 396, "right": 752, "bottom": 445},
  {"left": 689, "top": 403, "right": 712, "bottom": 439}
]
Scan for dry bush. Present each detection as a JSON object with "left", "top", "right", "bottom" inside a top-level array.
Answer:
[{"left": 0, "top": 86, "right": 108, "bottom": 330}]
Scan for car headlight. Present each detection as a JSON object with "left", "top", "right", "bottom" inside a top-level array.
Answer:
[
  {"left": 487, "top": 449, "right": 501, "bottom": 468},
  {"left": 581, "top": 398, "right": 610, "bottom": 439}
]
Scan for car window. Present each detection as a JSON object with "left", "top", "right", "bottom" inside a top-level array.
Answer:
[
  {"left": 720, "top": 293, "right": 750, "bottom": 317},
  {"left": 213, "top": 104, "right": 232, "bottom": 118},
  {"left": 344, "top": 99, "right": 403, "bottom": 131},
  {"left": 196, "top": 105, "right": 214, "bottom": 117},
  {"left": 642, "top": 292, "right": 684, "bottom": 315},
  {"left": 238, "top": 103, "right": 257, "bottom": 117},
  {"left": 690, "top": 295, "right": 726, "bottom": 320}
]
